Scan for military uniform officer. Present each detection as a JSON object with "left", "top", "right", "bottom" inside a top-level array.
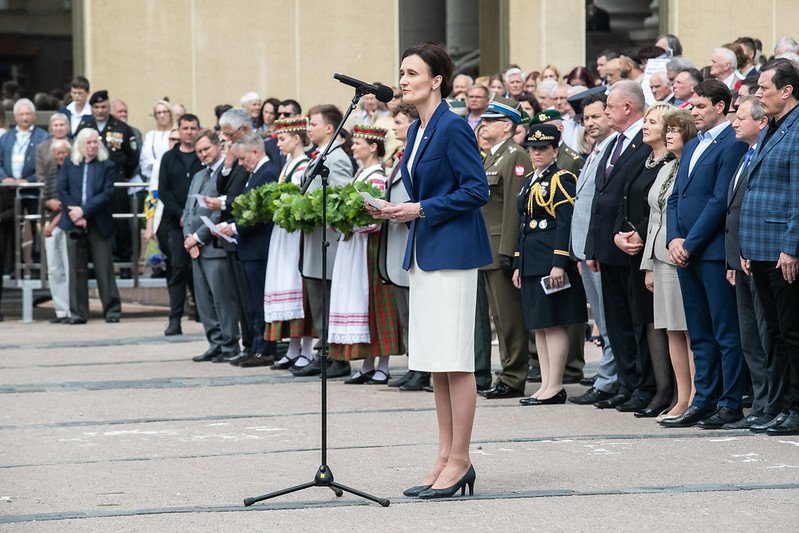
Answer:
[
  {"left": 514, "top": 124, "right": 587, "bottom": 405},
  {"left": 76, "top": 90, "right": 140, "bottom": 268},
  {"left": 476, "top": 97, "right": 535, "bottom": 400},
  {"left": 525, "top": 109, "right": 588, "bottom": 382}
]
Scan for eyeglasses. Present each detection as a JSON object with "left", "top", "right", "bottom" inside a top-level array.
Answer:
[
  {"left": 277, "top": 112, "right": 292, "bottom": 117},
  {"left": 665, "top": 127, "right": 683, "bottom": 134}
]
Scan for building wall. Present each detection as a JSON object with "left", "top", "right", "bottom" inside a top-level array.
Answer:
[
  {"left": 82, "top": 0, "right": 399, "bottom": 131},
  {"left": 508, "top": 0, "right": 586, "bottom": 76},
  {"left": 666, "top": 0, "right": 799, "bottom": 68}
]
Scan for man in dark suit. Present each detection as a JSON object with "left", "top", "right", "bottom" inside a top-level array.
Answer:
[
  {"left": 216, "top": 132, "right": 279, "bottom": 364},
  {"left": 724, "top": 95, "right": 776, "bottom": 429},
  {"left": 663, "top": 79, "right": 749, "bottom": 429},
  {"left": 157, "top": 114, "right": 204, "bottom": 336},
  {"left": 740, "top": 59, "right": 799, "bottom": 436},
  {"left": 204, "top": 107, "right": 256, "bottom": 359},
  {"left": 184, "top": 130, "right": 241, "bottom": 363},
  {"left": 58, "top": 128, "right": 121, "bottom": 323},
  {"left": 584, "top": 80, "right": 654, "bottom": 412},
  {"left": 76, "top": 90, "right": 140, "bottom": 267}
]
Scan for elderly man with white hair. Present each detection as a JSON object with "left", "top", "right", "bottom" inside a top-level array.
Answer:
[
  {"left": 648, "top": 72, "right": 675, "bottom": 103},
  {"left": 709, "top": 47, "right": 739, "bottom": 89},
  {"left": 773, "top": 36, "right": 799, "bottom": 56},
  {"left": 239, "top": 91, "right": 262, "bottom": 130},
  {"left": 503, "top": 67, "right": 526, "bottom": 99},
  {"left": 535, "top": 79, "right": 558, "bottom": 109},
  {"left": 0, "top": 98, "right": 50, "bottom": 264},
  {"left": 452, "top": 74, "right": 473, "bottom": 99}
]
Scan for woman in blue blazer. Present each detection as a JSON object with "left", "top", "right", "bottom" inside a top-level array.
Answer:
[{"left": 368, "top": 44, "right": 491, "bottom": 500}]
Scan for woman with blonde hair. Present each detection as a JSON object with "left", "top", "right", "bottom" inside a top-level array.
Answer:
[{"left": 140, "top": 100, "right": 174, "bottom": 181}]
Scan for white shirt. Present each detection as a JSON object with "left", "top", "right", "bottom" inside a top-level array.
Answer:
[
  {"left": 688, "top": 120, "right": 730, "bottom": 175},
  {"left": 732, "top": 143, "right": 757, "bottom": 190},
  {"left": 10, "top": 127, "right": 32, "bottom": 179},
  {"left": 489, "top": 139, "right": 505, "bottom": 156},
  {"left": 721, "top": 72, "right": 737, "bottom": 90},
  {"left": 407, "top": 126, "right": 425, "bottom": 178},
  {"left": 66, "top": 100, "right": 92, "bottom": 135}
]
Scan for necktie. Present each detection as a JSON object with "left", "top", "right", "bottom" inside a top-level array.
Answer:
[
  {"left": 605, "top": 134, "right": 625, "bottom": 177},
  {"left": 742, "top": 146, "right": 755, "bottom": 169}
]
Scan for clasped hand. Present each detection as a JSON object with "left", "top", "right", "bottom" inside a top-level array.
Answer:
[
  {"left": 668, "top": 237, "right": 690, "bottom": 267},
  {"left": 614, "top": 230, "right": 643, "bottom": 256}
]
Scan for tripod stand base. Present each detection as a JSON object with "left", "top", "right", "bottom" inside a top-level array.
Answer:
[{"left": 243, "top": 465, "right": 390, "bottom": 507}]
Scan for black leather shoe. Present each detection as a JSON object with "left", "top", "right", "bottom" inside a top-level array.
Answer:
[
  {"left": 594, "top": 393, "right": 629, "bottom": 409},
  {"left": 617, "top": 396, "right": 649, "bottom": 412},
  {"left": 50, "top": 317, "right": 69, "bottom": 324},
  {"left": 292, "top": 357, "right": 322, "bottom": 376},
  {"left": 659, "top": 405, "right": 715, "bottom": 428},
  {"left": 105, "top": 316, "right": 120, "bottom": 323},
  {"left": 723, "top": 413, "right": 770, "bottom": 430},
  {"left": 367, "top": 371, "right": 391, "bottom": 385},
  {"left": 696, "top": 407, "right": 745, "bottom": 429},
  {"left": 344, "top": 370, "right": 375, "bottom": 385},
  {"left": 326, "top": 360, "right": 351, "bottom": 379},
  {"left": 212, "top": 353, "right": 239, "bottom": 363},
  {"left": 402, "top": 484, "right": 432, "bottom": 497},
  {"left": 68, "top": 317, "right": 87, "bottom": 325},
  {"left": 228, "top": 352, "right": 251, "bottom": 366},
  {"left": 401, "top": 372, "right": 431, "bottom": 391},
  {"left": 239, "top": 353, "right": 275, "bottom": 367},
  {"left": 483, "top": 381, "right": 525, "bottom": 399},
  {"left": 192, "top": 350, "right": 220, "bottom": 362},
  {"left": 271, "top": 356, "right": 298, "bottom": 370},
  {"left": 569, "top": 387, "right": 614, "bottom": 405},
  {"left": 389, "top": 371, "right": 415, "bottom": 388},
  {"left": 579, "top": 375, "right": 597, "bottom": 387},
  {"left": 634, "top": 401, "right": 672, "bottom": 418},
  {"left": 519, "top": 389, "right": 567, "bottom": 406},
  {"left": 526, "top": 366, "right": 542, "bottom": 383},
  {"left": 164, "top": 318, "right": 182, "bottom": 336},
  {"left": 418, "top": 465, "right": 476, "bottom": 499},
  {"left": 750, "top": 411, "right": 789, "bottom": 433},
  {"left": 766, "top": 410, "right": 799, "bottom": 436}
]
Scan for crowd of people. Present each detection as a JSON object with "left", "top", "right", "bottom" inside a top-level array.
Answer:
[{"left": 1, "top": 32, "right": 798, "bottom": 439}]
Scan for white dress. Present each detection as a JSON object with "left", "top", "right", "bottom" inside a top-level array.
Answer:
[{"left": 263, "top": 156, "right": 309, "bottom": 323}]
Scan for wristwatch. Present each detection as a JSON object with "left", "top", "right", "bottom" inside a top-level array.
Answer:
[{"left": 418, "top": 204, "right": 426, "bottom": 219}]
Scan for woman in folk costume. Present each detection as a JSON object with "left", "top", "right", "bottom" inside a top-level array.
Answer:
[
  {"left": 263, "top": 117, "right": 316, "bottom": 370},
  {"left": 328, "top": 124, "right": 402, "bottom": 385}
]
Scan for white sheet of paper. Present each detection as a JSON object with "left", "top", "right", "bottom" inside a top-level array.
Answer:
[
  {"left": 359, "top": 191, "right": 384, "bottom": 211},
  {"left": 193, "top": 194, "right": 208, "bottom": 208},
  {"left": 200, "top": 215, "right": 237, "bottom": 244}
]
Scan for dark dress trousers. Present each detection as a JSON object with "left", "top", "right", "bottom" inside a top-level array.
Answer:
[
  {"left": 726, "top": 150, "right": 781, "bottom": 417},
  {"left": 58, "top": 158, "right": 121, "bottom": 321},
  {"left": 584, "top": 128, "right": 653, "bottom": 401},
  {"left": 667, "top": 124, "right": 748, "bottom": 411}
]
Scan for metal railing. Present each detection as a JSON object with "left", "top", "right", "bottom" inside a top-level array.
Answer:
[{"left": 1, "top": 181, "right": 166, "bottom": 322}]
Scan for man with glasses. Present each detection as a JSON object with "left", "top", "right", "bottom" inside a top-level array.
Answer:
[
  {"left": 465, "top": 85, "right": 490, "bottom": 131},
  {"left": 476, "top": 97, "right": 533, "bottom": 399}
]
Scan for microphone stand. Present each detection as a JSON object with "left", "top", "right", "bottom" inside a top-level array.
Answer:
[{"left": 244, "top": 86, "right": 390, "bottom": 508}]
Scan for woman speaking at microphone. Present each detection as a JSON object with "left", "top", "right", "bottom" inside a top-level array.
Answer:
[{"left": 366, "top": 43, "right": 491, "bottom": 499}]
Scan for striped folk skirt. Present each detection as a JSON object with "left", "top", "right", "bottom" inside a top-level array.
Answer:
[
  {"left": 264, "top": 281, "right": 316, "bottom": 341},
  {"left": 328, "top": 232, "right": 403, "bottom": 361}
]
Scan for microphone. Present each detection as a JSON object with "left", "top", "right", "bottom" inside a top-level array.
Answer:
[{"left": 333, "top": 73, "right": 394, "bottom": 103}]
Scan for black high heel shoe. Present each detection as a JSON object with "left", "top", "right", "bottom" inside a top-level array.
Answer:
[
  {"left": 402, "top": 484, "right": 432, "bottom": 497},
  {"left": 418, "top": 465, "right": 476, "bottom": 499}
]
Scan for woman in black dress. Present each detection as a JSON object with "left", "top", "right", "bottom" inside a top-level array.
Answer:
[{"left": 512, "top": 124, "right": 587, "bottom": 405}]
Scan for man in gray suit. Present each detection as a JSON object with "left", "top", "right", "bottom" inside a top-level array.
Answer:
[
  {"left": 724, "top": 95, "right": 777, "bottom": 428},
  {"left": 184, "top": 129, "right": 241, "bottom": 362},
  {"left": 293, "top": 105, "right": 354, "bottom": 378},
  {"left": 568, "top": 93, "right": 618, "bottom": 405}
]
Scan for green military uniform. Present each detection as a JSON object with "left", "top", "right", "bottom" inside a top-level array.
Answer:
[
  {"left": 480, "top": 138, "right": 532, "bottom": 392},
  {"left": 557, "top": 143, "right": 585, "bottom": 175}
]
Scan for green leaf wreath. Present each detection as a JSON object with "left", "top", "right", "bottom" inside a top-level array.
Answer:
[{"left": 231, "top": 182, "right": 300, "bottom": 226}]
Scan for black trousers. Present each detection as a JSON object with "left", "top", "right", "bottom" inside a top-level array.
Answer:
[
  {"left": 157, "top": 223, "right": 193, "bottom": 321},
  {"left": 600, "top": 262, "right": 654, "bottom": 400},
  {"left": 66, "top": 226, "right": 121, "bottom": 321},
  {"left": 750, "top": 261, "right": 799, "bottom": 410}
]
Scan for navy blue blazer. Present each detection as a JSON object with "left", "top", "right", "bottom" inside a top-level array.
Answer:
[
  {"left": 57, "top": 158, "right": 116, "bottom": 238},
  {"left": 740, "top": 104, "right": 799, "bottom": 261},
  {"left": 0, "top": 126, "right": 50, "bottom": 181},
  {"left": 400, "top": 101, "right": 491, "bottom": 271},
  {"left": 666, "top": 124, "right": 747, "bottom": 261},
  {"left": 234, "top": 158, "right": 279, "bottom": 261}
]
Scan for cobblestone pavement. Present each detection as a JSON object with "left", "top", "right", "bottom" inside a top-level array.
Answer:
[{"left": 1, "top": 310, "right": 797, "bottom": 531}]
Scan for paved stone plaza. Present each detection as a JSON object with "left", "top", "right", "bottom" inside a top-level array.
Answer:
[{"left": 1, "top": 301, "right": 798, "bottom": 531}]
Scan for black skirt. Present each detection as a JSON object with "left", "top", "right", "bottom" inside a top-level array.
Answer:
[{"left": 521, "top": 269, "right": 588, "bottom": 329}]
